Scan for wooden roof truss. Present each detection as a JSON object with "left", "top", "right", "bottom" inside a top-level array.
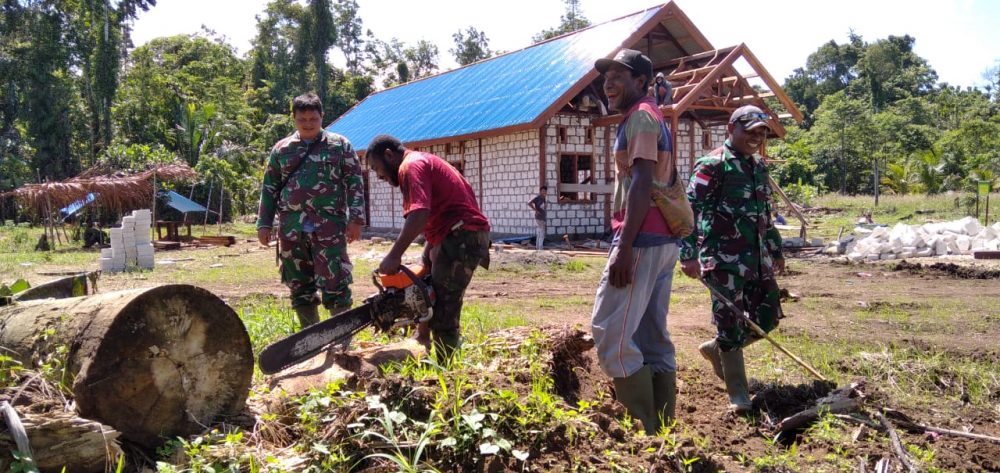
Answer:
[{"left": 659, "top": 43, "right": 804, "bottom": 138}]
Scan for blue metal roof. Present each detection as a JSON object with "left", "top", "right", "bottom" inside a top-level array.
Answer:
[
  {"left": 327, "top": 7, "right": 659, "bottom": 150},
  {"left": 161, "top": 190, "right": 208, "bottom": 214}
]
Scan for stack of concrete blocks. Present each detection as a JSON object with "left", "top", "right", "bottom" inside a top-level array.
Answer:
[
  {"left": 846, "top": 217, "right": 1000, "bottom": 261},
  {"left": 133, "top": 209, "right": 154, "bottom": 269},
  {"left": 97, "top": 209, "right": 155, "bottom": 272}
]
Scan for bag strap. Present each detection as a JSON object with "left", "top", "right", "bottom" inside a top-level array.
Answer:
[{"left": 273, "top": 135, "right": 324, "bottom": 198}]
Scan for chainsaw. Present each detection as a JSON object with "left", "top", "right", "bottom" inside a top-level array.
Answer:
[{"left": 258, "top": 265, "right": 434, "bottom": 374}]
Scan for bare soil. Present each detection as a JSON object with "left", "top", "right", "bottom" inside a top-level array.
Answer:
[{"left": 15, "top": 240, "right": 1000, "bottom": 470}]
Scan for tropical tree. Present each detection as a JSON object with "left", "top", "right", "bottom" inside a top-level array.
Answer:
[
  {"left": 533, "top": 0, "right": 591, "bottom": 43},
  {"left": 451, "top": 26, "right": 493, "bottom": 66},
  {"left": 333, "top": 0, "right": 366, "bottom": 74},
  {"left": 114, "top": 34, "right": 250, "bottom": 153}
]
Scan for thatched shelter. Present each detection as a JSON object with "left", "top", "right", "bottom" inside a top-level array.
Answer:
[{"left": 1, "top": 164, "right": 198, "bottom": 219}]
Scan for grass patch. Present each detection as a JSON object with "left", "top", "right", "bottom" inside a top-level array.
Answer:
[{"left": 747, "top": 334, "right": 1000, "bottom": 408}]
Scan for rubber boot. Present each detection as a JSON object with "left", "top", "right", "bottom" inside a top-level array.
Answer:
[
  {"left": 612, "top": 365, "right": 658, "bottom": 435},
  {"left": 720, "top": 348, "right": 752, "bottom": 414},
  {"left": 294, "top": 305, "right": 320, "bottom": 328},
  {"left": 431, "top": 330, "right": 462, "bottom": 364},
  {"left": 702, "top": 337, "right": 760, "bottom": 382},
  {"left": 698, "top": 339, "right": 724, "bottom": 382},
  {"left": 651, "top": 370, "right": 677, "bottom": 430}
]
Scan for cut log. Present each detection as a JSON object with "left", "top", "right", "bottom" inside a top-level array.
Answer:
[
  {"left": 0, "top": 285, "right": 253, "bottom": 448},
  {"left": 0, "top": 409, "right": 122, "bottom": 473},
  {"left": 14, "top": 272, "right": 96, "bottom": 302}
]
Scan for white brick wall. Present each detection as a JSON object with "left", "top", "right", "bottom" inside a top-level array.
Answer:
[
  {"left": 364, "top": 114, "right": 727, "bottom": 237},
  {"left": 675, "top": 120, "right": 727, "bottom": 181}
]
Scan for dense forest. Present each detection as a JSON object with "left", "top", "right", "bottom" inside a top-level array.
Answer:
[{"left": 1, "top": 0, "right": 998, "bottom": 216}]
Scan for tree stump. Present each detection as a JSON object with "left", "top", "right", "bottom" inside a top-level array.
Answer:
[{"left": 0, "top": 285, "right": 253, "bottom": 448}]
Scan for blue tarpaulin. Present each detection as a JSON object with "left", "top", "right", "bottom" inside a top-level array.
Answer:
[
  {"left": 59, "top": 192, "right": 97, "bottom": 220},
  {"left": 161, "top": 190, "right": 208, "bottom": 214}
]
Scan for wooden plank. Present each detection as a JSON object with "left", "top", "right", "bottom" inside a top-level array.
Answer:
[
  {"left": 739, "top": 45, "right": 805, "bottom": 123},
  {"left": 658, "top": 45, "right": 735, "bottom": 68},
  {"left": 539, "top": 125, "right": 547, "bottom": 188},
  {"left": 559, "top": 183, "right": 613, "bottom": 194},
  {"left": 661, "top": 5, "right": 715, "bottom": 52},
  {"left": 732, "top": 92, "right": 776, "bottom": 101},
  {"left": 973, "top": 251, "right": 1000, "bottom": 259}
]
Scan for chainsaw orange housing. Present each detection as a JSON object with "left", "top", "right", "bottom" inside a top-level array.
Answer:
[{"left": 377, "top": 265, "right": 428, "bottom": 289}]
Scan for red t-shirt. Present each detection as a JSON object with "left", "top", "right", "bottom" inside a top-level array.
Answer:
[{"left": 398, "top": 150, "right": 491, "bottom": 245}]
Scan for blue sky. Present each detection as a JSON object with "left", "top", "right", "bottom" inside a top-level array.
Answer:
[{"left": 130, "top": 0, "right": 1000, "bottom": 89}]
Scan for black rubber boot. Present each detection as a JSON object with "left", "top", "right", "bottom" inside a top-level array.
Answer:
[
  {"left": 612, "top": 365, "right": 658, "bottom": 435},
  {"left": 651, "top": 370, "right": 677, "bottom": 429},
  {"left": 431, "top": 330, "right": 461, "bottom": 364}
]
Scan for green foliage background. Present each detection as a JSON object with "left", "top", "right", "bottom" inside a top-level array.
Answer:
[{"left": 1, "top": 0, "right": 998, "bottom": 215}]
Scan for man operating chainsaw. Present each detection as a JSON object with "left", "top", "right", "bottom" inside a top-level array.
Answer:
[
  {"left": 680, "top": 105, "right": 785, "bottom": 414},
  {"left": 365, "top": 134, "right": 491, "bottom": 361},
  {"left": 256, "top": 92, "right": 365, "bottom": 328}
]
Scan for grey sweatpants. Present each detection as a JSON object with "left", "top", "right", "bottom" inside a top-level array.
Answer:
[
  {"left": 535, "top": 219, "right": 546, "bottom": 250},
  {"left": 591, "top": 243, "right": 679, "bottom": 378}
]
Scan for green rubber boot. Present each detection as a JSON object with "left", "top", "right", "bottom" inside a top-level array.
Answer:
[
  {"left": 294, "top": 305, "right": 320, "bottom": 328},
  {"left": 720, "top": 348, "right": 752, "bottom": 414},
  {"left": 698, "top": 339, "right": 724, "bottom": 382},
  {"left": 652, "top": 370, "right": 677, "bottom": 430},
  {"left": 613, "top": 365, "right": 658, "bottom": 435}
]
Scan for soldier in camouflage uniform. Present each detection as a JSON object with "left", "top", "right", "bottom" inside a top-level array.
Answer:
[
  {"left": 680, "top": 105, "right": 785, "bottom": 413},
  {"left": 257, "top": 93, "right": 366, "bottom": 328},
  {"left": 365, "top": 134, "right": 491, "bottom": 362}
]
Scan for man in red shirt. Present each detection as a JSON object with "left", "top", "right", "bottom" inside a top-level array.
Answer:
[{"left": 365, "top": 135, "right": 491, "bottom": 360}]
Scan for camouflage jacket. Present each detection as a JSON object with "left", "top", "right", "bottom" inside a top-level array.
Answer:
[
  {"left": 680, "top": 140, "right": 783, "bottom": 279},
  {"left": 256, "top": 130, "right": 365, "bottom": 243}
]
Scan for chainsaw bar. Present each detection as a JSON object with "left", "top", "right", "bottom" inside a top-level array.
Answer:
[{"left": 258, "top": 304, "right": 373, "bottom": 374}]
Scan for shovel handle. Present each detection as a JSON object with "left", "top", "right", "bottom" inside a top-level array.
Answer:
[{"left": 697, "top": 276, "right": 829, "bottom": 383}]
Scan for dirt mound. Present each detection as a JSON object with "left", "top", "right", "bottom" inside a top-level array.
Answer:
[
  {"left": 892, "top": 260, "right": 1000, "bottom": 279},
  {"left": 491, "top": 249, "right": 568, "bottom": 268},
  {"left": 241, "top": 326, "right": 724, "bottom": 472},
  {"left": 751, "top": 379, "right": 838, "bottom": 421}
]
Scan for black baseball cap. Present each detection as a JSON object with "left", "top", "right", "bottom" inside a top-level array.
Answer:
[
  {"left": 729, "top": 105, "right": 771, "bottom": 131},
  {"left": 595, "top": 49, "right": 653, "bottom": 80}
]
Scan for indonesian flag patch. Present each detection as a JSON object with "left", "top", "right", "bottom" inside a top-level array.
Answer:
[{"left": 693, "top": 171, "right": 711, "bottom": 187}]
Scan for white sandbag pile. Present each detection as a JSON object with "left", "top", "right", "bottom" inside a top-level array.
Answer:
[
  {"left": 99, "top": 209, "right": 154, "bottom": 272},
  {"left": 846, "top": 217, "right": 1000, "bottom": 261}
]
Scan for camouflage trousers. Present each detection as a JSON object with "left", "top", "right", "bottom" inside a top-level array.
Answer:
[
  {"left": 705, "top": 269, "right": 783, "bottom": 352},
  {"left": 279, "top": 232, "right": 353, "bottom": 311},
  {"left": 427, "top": 229, "right": 491, "bottom": 352}
]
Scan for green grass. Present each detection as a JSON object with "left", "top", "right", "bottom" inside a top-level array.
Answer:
[
  {"left": 747, "top": 333, "right": 1000, "bottom": 408},
  {"left": 806, "top": 192, "right": 999, "bottom": 239}
]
